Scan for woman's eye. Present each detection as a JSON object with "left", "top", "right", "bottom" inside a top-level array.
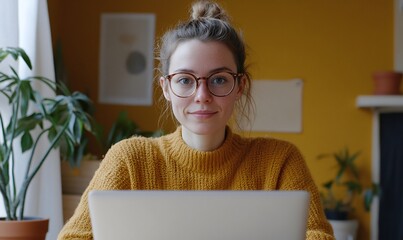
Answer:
[
  {"left": 211, "top": 77, "right": 227, "bottom": 85},
  {"left": 177, "top": 77, "right": 193, "bottom": 85}
]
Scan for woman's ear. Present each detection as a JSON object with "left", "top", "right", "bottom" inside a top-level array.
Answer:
[
  {"left": 236, "top": 76, "right": 246, "bottom": 99},
  {"left": 160, "top": 77, "right": 171, "bottom": 101}
]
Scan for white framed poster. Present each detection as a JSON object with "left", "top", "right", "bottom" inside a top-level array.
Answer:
[{"left": 98, "top": 13, "right": 155, "bottom": 105}]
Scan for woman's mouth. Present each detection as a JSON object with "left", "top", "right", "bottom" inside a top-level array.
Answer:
[{"left": 189, "top": 110, "right": 218, "bottom": 119}]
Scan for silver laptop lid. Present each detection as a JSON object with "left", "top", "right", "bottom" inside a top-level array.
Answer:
[{"left": 89, "top": 190, "right": 309, "bottom": 240}]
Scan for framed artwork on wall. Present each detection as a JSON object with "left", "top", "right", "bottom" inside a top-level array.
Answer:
[{"left": 98, "top": 13, "right": 155, "bottom": 106}]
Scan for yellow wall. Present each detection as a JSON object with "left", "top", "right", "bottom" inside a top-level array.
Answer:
[{"left": 48, "top": 1, "right": 394, "bottom": 239}]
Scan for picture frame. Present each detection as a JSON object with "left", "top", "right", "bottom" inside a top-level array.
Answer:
[{"left": 98, "top": 13, "right": 155, "bottom": 106}]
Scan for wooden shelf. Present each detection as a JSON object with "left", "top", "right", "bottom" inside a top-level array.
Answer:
[{"left": 356, "top": 95, "right": 403, "bottom": 110}]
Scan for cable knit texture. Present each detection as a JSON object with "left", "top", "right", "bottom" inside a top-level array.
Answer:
[{"left": 58, "top": 127, "right": 334, "bottom": 239}]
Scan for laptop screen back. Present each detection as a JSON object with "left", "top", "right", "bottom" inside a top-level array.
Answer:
[{"left": 88, "top": 190, "right": 309, "bottom": 240}]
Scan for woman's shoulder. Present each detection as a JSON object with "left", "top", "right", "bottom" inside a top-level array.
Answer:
[
  {"left": 234, "top": 133, "right": 302, "bottom": 158},
  {"left": 109, "top": 135, "right": 161, "bottom": 153},
  {"left": 237, "top": 133, "right": 297, "bottom": 149},
  {"left": 107, "top": 131, "right": 177, "bottom": 156}
]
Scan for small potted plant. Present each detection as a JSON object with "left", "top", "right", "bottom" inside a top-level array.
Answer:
[
  {"left": 0, "top": 47, "right": 94, "bottom": 239},
  {"left": 318, "top": 147, "right": 380, "bottom": 239}
]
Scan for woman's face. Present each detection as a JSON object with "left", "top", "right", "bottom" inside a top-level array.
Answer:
[{"left": 160, "top": 39, "right": 244, "bottom": 136}]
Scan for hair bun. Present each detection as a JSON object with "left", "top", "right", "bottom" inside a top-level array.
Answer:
[{"left": 191, "top": 0, "right": 229, "bottom": 22}]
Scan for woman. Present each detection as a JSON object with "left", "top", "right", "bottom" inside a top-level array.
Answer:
[{"left": 58, "top": 1, "right": 334, "bottom": 239}]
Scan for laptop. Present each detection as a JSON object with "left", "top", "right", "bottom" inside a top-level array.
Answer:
[{"left": 88, "top": 190, "right": 309, "bottom": 240}]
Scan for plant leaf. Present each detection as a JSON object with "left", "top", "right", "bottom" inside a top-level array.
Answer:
[
  {"left": 18, "top": 47, "right": 32, "bottom": 69},
  {"left": 21, "top": 132, "right": 33, "bottom": 152},
  {"left": 19, "top": 80, "right": 34, "bottom": 117}
]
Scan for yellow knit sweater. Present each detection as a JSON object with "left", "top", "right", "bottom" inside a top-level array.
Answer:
[{"left": 58, "top": 127, "right": 334, "bottom": 239}]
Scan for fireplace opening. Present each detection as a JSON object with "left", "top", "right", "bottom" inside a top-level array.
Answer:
[{"left": 379, "top": 112, "right": 403, "bottom": 239}]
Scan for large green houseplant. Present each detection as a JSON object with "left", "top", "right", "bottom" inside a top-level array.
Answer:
[
  {"left": 0, "top": 47, "right": 94, "bottom": 224},
  {"left": 318, "top": 147, "right": 380, "bottom": 220}
]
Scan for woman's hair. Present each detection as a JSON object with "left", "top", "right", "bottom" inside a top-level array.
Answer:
[{"left": 157, "top": 0, "right": 254, "bottom": 130}]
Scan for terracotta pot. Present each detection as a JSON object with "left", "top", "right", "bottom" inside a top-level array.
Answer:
[
  {"left": 0, "top": 217, "right": 49, "bottom": 240},
  {"left": 372, "top": 71, "right": 402, "bottom": 95}
]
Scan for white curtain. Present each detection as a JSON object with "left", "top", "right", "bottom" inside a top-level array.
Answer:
[{"left": 0, "top": 0, "right": 63, "bottom": 239}]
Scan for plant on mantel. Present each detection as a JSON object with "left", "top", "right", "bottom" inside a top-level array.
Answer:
[
  {"left": 318, "top": 147, "right": 381, "bottom": 220},
  {"left": 0, "top": 47, "right": 94, "bottom": 220}
]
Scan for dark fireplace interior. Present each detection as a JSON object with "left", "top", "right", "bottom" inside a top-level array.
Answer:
[{"left": 379, "top": 112, "right": 403, "bottom": 239}]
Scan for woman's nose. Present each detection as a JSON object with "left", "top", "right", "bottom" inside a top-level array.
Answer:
[{"left": 194, "top": 80, "right": 213, "bottom": 103}]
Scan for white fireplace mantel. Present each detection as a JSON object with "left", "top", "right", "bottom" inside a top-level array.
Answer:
[
  {"left": 356, "top": 95, "right": 403, "bottom": 111},
  {"left": 356, "top": 95, "right": 403, "bottom": 240}
]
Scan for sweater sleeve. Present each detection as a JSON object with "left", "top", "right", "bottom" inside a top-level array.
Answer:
[
  {"left": 277, "top": 144, "right": 335, "bottom": 240},
  {"left": 57, "top": 142, "right": 132, "bottom": 240}
]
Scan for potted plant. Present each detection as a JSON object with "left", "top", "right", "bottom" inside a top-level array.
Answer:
[
  {"left": 318, "top": 147, "right": 380, "bottom": 239},
  {"left": 0, "top": 47, "right": 94, "bottom": 239}
]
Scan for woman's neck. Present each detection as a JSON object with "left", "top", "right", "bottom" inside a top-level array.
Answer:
[{"left": 181, "top": 127, "right": 226, "bottom": 151}]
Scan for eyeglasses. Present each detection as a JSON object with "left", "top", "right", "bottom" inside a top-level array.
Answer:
[{"left": 164, "top": 71, "right": 243, "bottom": 98}]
